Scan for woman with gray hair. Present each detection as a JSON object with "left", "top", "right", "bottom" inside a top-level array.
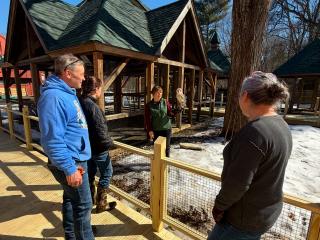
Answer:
[{"left": 208, "top": 71, "right": 292, "bottom": 240}]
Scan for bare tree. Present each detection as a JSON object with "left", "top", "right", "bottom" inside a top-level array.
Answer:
[{"left": 223, "top": 0, "right": 272, "bottom": 137}]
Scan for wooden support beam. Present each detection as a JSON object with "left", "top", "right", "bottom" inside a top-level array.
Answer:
[
  {"left": 26, "top": 17, "right": 40, "bottom": 102},
  {"left": 176, "top": 20, "right": 186, "bottom": 128},
  {"left": 16, "top": 55, "right": 51, "bottom": 67},
  {"left": 197, "top": 70, "right": 204, "bottom": 121},
  {"left": 163, "top": 64, "right": 170, "bottom": 100},
  {"left": 188, "top": 69, "right": 195, "bottom": 124},
  {"left": 137, "top": 76, "right": 142, "bottom": 109},
  {"left": 93, "top": 52, "right": 105, "bottom": 111},
  {"left": 121, "top": 76, "right": 131, "bottom": 88},
  {"left": 114, "top": 76, "right": 122, "bottom": 114},
  {"left": 146, "top": 62, "right": 154, "bottom": 103},
  {"left": 13, "top": 68, "right": 23, "bottom": 112},
  {"left": 2, "top": 68, "right": 11, "bottom": 103},
  {"left": 30, "top": 63, "right": 40, "bottom": 102},
  {"left": 104, "top": 58, "right": 130, "bottom": 91},
  {"left": 209, "top": 72, "right": 217, "bottom": 117},
  {"left": 156, "top": 58, "right": 200, "bottom": 70}
]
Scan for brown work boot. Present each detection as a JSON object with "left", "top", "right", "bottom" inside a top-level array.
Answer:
[
  {"left": 89, "top": 182, "right": 97, "bottom": 205},
  {"left": 96, "top": 186, "right": 117, "bottom": 213}
]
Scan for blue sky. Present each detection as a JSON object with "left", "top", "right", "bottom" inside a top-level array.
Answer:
[{"left": 0, "top": 0, "right": 176, "bottom": 36}]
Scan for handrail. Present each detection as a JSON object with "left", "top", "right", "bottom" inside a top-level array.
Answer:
[{"left": 114, "top": 140, "right": 153, "bottom": 158}]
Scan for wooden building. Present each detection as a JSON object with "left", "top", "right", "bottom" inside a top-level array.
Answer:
[
  {"left": 2, "top": 0, "right": 217, "bottom": 127},
  {"left": 207, "top": 31, "right": 230, "bottom": 105},
  {"left": 0, "top": 34, "right": 34, "bottom": 102},
  {"left": 274, "top": 38, "right": 320, "bottom": 112}
]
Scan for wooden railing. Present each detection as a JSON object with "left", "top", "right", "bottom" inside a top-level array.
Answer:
[{"left": 0, "top": 104, "right": 320, "bottom": 240}]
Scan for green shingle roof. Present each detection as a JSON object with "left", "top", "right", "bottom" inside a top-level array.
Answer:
[
  {"left": 208, "top": 49, "right": 230, "bottom": 75},
  {"left": 274, "top": 38, "right": 320, "bottom": 77},
  {"left": 146, "top": 0, "right": 189, "bottom": 51},
  {"left": 22, "top": 0, "right": 190, "bottom": 54}
]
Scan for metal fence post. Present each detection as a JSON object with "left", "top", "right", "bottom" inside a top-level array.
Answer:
[
  {"left": 22, "top": 106, "right": 33, "bottom": 150},
  {"left": 151, "top": 136, "right": 166, "bottom": 232},
  {"left": 7, "top": 103, "right": 14, "bottom": 139},
  {"left": 307, "top": 212, "right": 320, "bottom": 240}
]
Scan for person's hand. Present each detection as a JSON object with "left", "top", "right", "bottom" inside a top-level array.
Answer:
[
  {"left": 66, "top": 168, "right": 83, "bottom": 187},
  {"left": 212, "top": 206, "right": 224, "bottom": 223},
  {"left": 149, "top": 131, "right": 154, "bottom": 140}
]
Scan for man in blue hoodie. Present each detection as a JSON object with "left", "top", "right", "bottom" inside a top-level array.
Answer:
[{"left": 38, "top": 54, "right": 94, "bottom": 240}]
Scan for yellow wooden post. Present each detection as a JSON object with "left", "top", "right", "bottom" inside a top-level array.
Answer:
[
  {"left": 160, "top": 141, "right": 168, "bottom": 224},
  {"left": 22, "top": 106, "right": 33, "bottom": 150},
  {"left": 307, "top": 212, "right": 320, "bottom": 240},
  {"left": 151, "top": 136, "right": 166, "bottom": 232},
  {"left": 7, "top": 103, "right": 14, "bottom": 139}
]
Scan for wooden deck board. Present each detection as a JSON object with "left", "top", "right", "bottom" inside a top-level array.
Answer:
[{"left": 0, "top": 131, "right": 180, "bottom": 240}]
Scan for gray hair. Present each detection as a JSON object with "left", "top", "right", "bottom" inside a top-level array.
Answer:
[
  {"left": 55, "top": 54, "right": 84, "bottom": 75},
  {"left": 240, "top": 71, "right": 289, "bottom": 106}
]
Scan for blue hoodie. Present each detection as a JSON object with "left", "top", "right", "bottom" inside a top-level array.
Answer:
[{"left": 37, "top": 75, "right": 91, "bottom": 176}]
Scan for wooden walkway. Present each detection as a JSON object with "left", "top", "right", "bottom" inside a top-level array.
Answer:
[{"left": 0, "top": 131, "right": 180, "bottom": 240}]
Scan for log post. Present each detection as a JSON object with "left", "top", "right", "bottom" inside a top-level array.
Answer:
[
  {"left": 146, "top": 62, "right": 154, "bottom": 103},
  {"left": 188, "top": 69, "right": 195, "bottom": 124},
  {"left": 22, "top": 106, "right": 33, "bottom": 150},
  {"left": 7, "top": 103, "right": 14, "bottom": 139},
  {"left": 196, "top": 70, "right": 203, "bottom": 121},
  {"left": 93, "top": 52, "right": 104, "bottom": 112}
]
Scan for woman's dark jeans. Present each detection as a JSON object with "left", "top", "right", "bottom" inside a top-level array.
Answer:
[
  {"left": 208, "top": 222, "right": 263, "bottom": 240},
  {"left": 48, "top": 161, "right": 94, "bottom": 240},
  {"left": 88, "top": 151, "right": 113, "bottom": 188}
]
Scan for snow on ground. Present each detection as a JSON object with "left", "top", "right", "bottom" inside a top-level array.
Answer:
[{"left": 171, "top": 117, "right": 320, "bottom": 203}]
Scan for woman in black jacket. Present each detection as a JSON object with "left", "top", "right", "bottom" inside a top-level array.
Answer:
[{"left": 79, "top": 76, "right": 116, "bottom": 213}]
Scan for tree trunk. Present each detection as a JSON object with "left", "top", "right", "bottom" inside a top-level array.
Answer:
[{"left": 223, "top": 0, "right": 272, "bottom": 138}]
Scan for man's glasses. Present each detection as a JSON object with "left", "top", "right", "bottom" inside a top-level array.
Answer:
[{"left": 64, "top": 59, "right": 81, "bottom": 71}]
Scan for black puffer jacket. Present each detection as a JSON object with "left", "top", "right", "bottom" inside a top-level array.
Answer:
[{"left": 79, "top": 96, "right": 113, "bottom": 155}]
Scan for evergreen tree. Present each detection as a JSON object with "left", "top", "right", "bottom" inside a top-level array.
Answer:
[{"left": 195, "top": 0, "right": 230, "bottom": 50}]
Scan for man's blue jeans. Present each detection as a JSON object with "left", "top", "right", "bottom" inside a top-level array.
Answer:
[
  {"left": 48, "top": 161, "right": 94, "bottom": 240},
  {"left": 88, "top": 151, "right": 113, "bottom": 188},
  {"left": 207, "top": 222, "right": 262, "bottom": 240}
]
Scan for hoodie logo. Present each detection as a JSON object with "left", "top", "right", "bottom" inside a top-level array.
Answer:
[{"left": 73, "top": 100, "right": 88, "bottom": 129}]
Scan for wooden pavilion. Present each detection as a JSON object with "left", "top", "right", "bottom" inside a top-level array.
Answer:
[
  {"left": 2, "top": 0, "right": 218, "bottom": 127},
  {"left": 207, "top": 31, "right": 230, "bottom": 105},
  {"left": 274, "top": 38, "right": 320, "bottom": 113}
]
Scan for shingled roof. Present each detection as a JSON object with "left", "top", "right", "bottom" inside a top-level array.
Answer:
[
  {"left": 21, "top": 0, "right": 190, "bottom": 55},
  {"left": 207, "top": 49, "right": 230, "bottom": 75},
  {"left": 274, "top": 38, "right": 320, "bottom": 77}
]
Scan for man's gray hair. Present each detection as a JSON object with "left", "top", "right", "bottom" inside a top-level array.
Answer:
[
  {"left": 240, "top": 71, "right": 289, "bottom": 106},
  {"left": 55, "top": 54, "right": 84, "bottom": 75}
]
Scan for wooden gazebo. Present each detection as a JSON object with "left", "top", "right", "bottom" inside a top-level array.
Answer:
[
  {"left": 274, "top": 38, "right": 320, "bottom": 112},
  {"left": 2, "top": 0, "right": 218, "bottom": 127}
]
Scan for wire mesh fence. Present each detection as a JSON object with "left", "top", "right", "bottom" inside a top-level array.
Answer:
[
  {"left": 165, "top": 162, "right": 313, "bottom": 240},
  {"left": 12, "top": 111, "right": 25, "bottom": 140},
  {"left": 262, "top": 203, "right": 311, "bottom": 240},
  {"left": 166, "top": 164, "right": 220, "bottom": 235},
  {"left": 111, "top": 149, "right": 151, "bottom": 205},
  {"left": 0, "top": 107, "right": 9, "bottom": 131}
]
